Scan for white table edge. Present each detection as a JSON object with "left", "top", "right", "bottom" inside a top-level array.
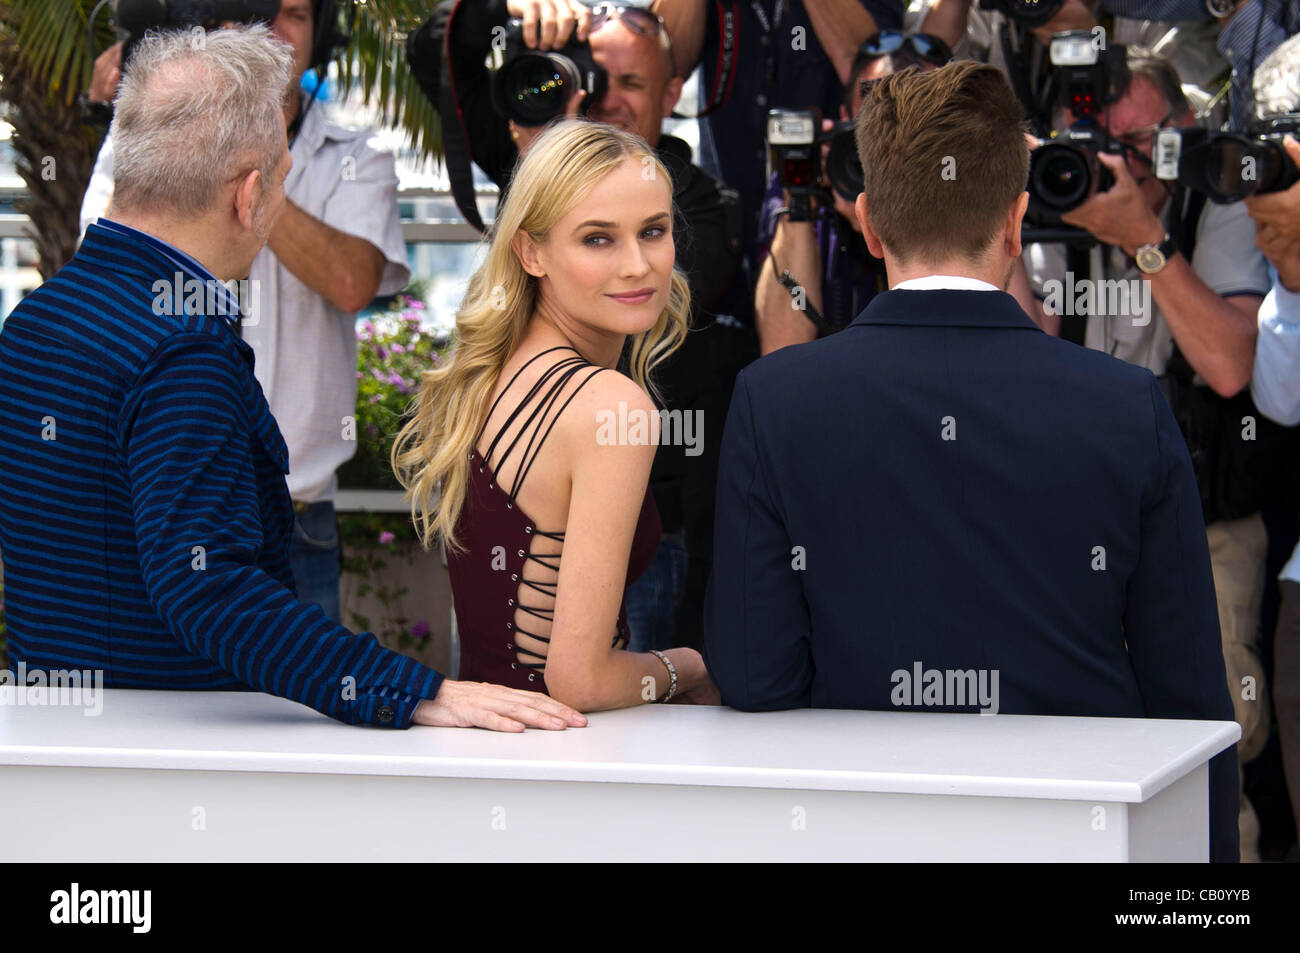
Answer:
[{"left": 0, "top": 719, "right": 1240, "bottom": 803}]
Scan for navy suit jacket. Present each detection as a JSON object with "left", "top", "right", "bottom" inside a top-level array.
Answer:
[{"left": 703, "top": 288, "right": 1240, "bottom": 862}]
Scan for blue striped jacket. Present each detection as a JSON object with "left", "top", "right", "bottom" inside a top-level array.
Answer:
[{"left": 0, "top": 219, "right": 443, "bottom": 727}]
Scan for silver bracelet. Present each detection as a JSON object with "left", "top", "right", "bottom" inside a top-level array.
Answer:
[{"left": 649, "top": 650, "right": 678, "bottom": 703}]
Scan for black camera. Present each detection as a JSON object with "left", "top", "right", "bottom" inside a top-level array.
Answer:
[
  {"left": 765, "top": 108, "right": 862, "bottom": 223},
  {"left": 978, "top": 0, "right": 1066, "bottom": 28},
  {"left": 1154, "top": 115, "right": 1300, "bottom": 204},
  {"left": 1028, "top": 129, "right": 1124, "bottom": 222},
  {"left": 114, "top": 0, "right": 281, "bottom": 61},
  {"left": 1026, "top": 31, "right": 1129, "bottom": 226},
  {"left": 490, "top": 18, "right": 606, "bottom": 126}
]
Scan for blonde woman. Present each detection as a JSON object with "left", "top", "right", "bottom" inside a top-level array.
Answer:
[{"left": 393, "top": 119, "right": 720, "bottom": 710}]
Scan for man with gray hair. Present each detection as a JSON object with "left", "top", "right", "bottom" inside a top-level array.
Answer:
[
  {"left": 83, "top": 0, "right": 404, "bottom": 627},
  {"left": 0, "top": 26, "right": 586, "bottom": 734}
]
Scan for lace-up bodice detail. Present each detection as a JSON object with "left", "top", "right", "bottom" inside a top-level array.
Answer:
[{"left": 446, "top": 346, "right": 661, "bottom": 692}]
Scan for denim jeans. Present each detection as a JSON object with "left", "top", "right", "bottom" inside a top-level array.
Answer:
[
  {"left": 624, "top": 530, "right": 687, "bottom": 653},
  {"left": 288, "top": 499, "right": 342, "bottom": 625}
]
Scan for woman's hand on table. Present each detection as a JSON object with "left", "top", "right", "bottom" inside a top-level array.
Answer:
[{"left": 414, "top": 679, "right": 588, "bottom": 731}]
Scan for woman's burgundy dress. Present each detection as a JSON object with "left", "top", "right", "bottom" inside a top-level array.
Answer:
[{"left": 446, "top": 346, "right": 661, "bottom": 693}]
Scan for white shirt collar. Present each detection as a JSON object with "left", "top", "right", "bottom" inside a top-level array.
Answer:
[{"left": 893, "top": 275, "right": 1001, "bottom": 292}]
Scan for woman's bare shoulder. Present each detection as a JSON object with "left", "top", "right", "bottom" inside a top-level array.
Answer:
[{"left": 556, "top": 366, "right": 658, "bottom": 464}]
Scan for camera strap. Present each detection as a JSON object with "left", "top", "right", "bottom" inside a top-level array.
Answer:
[
  {"left": 998, "top": 20, "right": 1054, "bottom": 135},
  {"left": 1167, "top": 183, "right": 1207, "bottom": 263},
  {"left": 678, "top": 0, "right": 741, "bottom": 119},
  {"left": 440, "top": 3, "right": 487, "bottom": 234}
]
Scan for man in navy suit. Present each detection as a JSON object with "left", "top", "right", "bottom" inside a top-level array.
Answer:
[{"left": 702, "top": 61, "right": 1240, "bottom": 861}]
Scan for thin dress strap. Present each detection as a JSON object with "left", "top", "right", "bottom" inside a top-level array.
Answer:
[
  {"left": 474, "top": 346, "right": 608, "bottom": 507},
  {"left": 472, "top": 346, "right": 627, "bottom": 666}
]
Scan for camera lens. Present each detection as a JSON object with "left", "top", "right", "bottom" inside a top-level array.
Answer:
[
  {"left": 501, "top": 53, "right": 579, "bottom": 125},
  {"left": 1030, "top": 144, "right": 1093, "bottom": 210},
  {"left": 1252, "top": 140, "right": 1291, "bottom": 195},
  {"left": 1204, "top": 137, "right": 1253, "bottom": 202},
  {"left": 826, "top": 130, "right": 864, "bottom": 202}
]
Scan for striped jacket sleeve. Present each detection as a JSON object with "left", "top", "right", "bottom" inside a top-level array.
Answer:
[{"left": 119, "top": 332, "right": 444, "bottom": 727}]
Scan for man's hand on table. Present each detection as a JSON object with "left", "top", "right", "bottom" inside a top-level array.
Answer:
[{"left": 413, "top": 679, "right": 588, "bottom": 731}]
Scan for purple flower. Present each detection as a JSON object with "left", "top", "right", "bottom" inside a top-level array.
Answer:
[
  {"left": 390, "top": 343, "right": 406, "bottom": 354},
  {"left": 407, "top": 299, "right": 426, "bottom": 310},
  {"left": 369, "top": 393, "right": 381, "bottom": 404},
  {"left": 410, "top": 619, "right": 430, "bottom": 639},
  {"left": 376, "top": 346, "right": 389, "bottom": 362},
  {"left": 388, "top": 372, "right": 404, "bottom": 388},
  {"left": 378, "top": 530, "right": 396, "bottom": 545}
]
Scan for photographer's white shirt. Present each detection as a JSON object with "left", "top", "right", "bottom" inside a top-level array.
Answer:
[
  {"left": 79, "top": 97, "right": 411, "bottom": 504},
  {"left": 1023, "top": 199, "right": 1270, "bottom": 377}
]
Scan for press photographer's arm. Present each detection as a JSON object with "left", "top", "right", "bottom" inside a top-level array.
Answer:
[
  {"left": 1061, "top": 151, "right": 1261, "bottom": 397},
  {"left": 266, "top": 191, "right": 386, "bottom": 314}
]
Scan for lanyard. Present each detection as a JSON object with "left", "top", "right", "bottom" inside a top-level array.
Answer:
[
  {"left": 751, "top": 0, "right": 785, "bottom": 89},
  {"left": 750, "top": 0, "right": 785, "bottom": 32}
]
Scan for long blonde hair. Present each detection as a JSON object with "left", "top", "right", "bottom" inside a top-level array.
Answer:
[{"left": 392, "top": 119, "right": 691, "bottom": 554}]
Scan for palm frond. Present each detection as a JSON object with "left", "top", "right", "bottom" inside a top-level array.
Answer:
[
  {"left": 2, "top": 0, "right": 117, "bottom": 107},
  {"left": 336, "top": 0, "right": 442, "bottom": 162}
]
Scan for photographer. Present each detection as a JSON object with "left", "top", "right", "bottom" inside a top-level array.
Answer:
[
  {"left": 753, "top": 32, "right": 952, "bottom": 354},
  {"left": 1242, "top": 32, "right": 1300, "bottom": 853},
  {"left": 914, "top": 0, "right": 1100, "bottom": 132},
  {"left": 79, "top": 0, "right": 410, "bottom": 628},
  {"left": 669, "top": 0, "right": 902, "bottom": 347},
  {"left": 1023, "top": 48, "right": 1273, "bottom": 860},
  {"left": 407, "top": 0, "right": 745, "bottom": 653},
  {"left": 1101, "top": 0, "right": 1299, "bottom": 130}
]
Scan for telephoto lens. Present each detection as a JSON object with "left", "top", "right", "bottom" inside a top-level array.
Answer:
[
  {"left": 1158, "top": 116, "right": 1300, "bottom": 204},
  {"left": 1201, "top": 134, "right": 1299, "bottom": 202},
  {"left": 1027, "top": 136, "right": 1115, "bottom": 222},
  {"left": 825, "top": 124, "right": 864, "bottom": 202},
  {"left": 491, "top": 19, "right": 607, "bottom": 126}
]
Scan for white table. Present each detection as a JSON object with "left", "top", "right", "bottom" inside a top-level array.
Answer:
[{"left": 0, "top": 688, "right": 1239, "bottom": 861}]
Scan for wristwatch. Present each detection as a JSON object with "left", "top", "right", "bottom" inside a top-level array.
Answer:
[
  {"left": 1206, "top": 0, "right": 1237, "bottom": 17},
  {"left": 1135, "top": 232, "right": 1178, "bottom": 275}
]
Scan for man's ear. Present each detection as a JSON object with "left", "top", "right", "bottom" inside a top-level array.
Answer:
[
  {"left": 233, "top": 169, "right": 261, "bottom": 232},
  {"left": 857, "top": 192, "right": 885, "bottom": 259},
  {"left": 1005, "top": 191, "right": 1029, "bottom": 259},
  {"left": 511, "top": 229, "right": 545, "bottom": 278},
  {"left": 661, "top": 74, "right": 684, "bottom": 117}
]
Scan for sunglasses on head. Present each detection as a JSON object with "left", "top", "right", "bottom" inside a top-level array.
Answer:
[
  {"left": 859, "top": 31, "right": 953, "bottom": 66},
  {"left": 588, "top": 2, "right": 674, "bottom": 54}
]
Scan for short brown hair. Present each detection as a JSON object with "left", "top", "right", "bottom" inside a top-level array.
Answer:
[{"left": 855, "top": 60, "right": 1029, "bottom": 264}]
